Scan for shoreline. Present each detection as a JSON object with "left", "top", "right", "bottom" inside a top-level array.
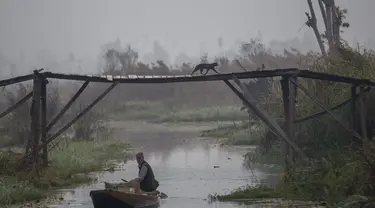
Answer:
[{"left": 0, "top": 140, "right": 131, "bottom": 206}]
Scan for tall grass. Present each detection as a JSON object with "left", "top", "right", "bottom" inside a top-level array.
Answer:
[
  {"left": 0, "top": 176, "right": 44, "bottom": 205},
  {"left": 108, "top": 100, "right": 176, "bottom": 121},
  {"left": 0, "top": 140, "right": 131, "bottom": 205},
  {"left": 156, "top": 105, "right": 248, "bottom": 123},
  {"left": 37, "top": 140, "right": 131, "bottom": 187},
  {"left": 108, "top": 102, "right": 249, "bottom": 123},
  {"left": 201, "top": 122, "right": 267, "bottom": 145},
  {"left": 217, "top": 45, "right": 375, "bottom": 206}
]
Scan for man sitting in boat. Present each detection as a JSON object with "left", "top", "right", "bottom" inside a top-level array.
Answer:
[{"left": 127, "top": 152, "right": 159, "bottom": 194}]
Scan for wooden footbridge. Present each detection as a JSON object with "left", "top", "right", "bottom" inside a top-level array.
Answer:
[{"left": 1, "top": 68, "right": 374, "bottom": 173}]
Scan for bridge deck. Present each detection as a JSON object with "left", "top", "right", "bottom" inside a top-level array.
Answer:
[{"left": 1, "top": 68, "right": 375, "bottom": 87}]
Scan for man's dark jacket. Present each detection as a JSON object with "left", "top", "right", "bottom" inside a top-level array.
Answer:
[{"left": 138, "top": 161, "right": 159, "bottom": 192}]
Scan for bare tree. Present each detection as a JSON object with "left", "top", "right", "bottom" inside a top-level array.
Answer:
[
  {"left": 102, "top": 44, "right": 139, "bottom": 75},
  {"left": 305, "top": 0, "right": 350, "bottom": 57}
]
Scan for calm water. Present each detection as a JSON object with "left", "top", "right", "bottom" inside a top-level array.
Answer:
[{"left": 47, "top": 121, "right": 281, "bottom": 208}]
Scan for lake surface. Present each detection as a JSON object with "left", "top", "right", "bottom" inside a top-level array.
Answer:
[{"left": 48, "top": 121, "right": 281, "bottom": 208}]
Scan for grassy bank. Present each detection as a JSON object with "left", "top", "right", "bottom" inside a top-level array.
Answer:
[
  {"left": 108, "top": 100, "right": 173, "bottom": 121},
  {"left": 155, "top": 106, "right": 248, "bottom": 123},
  {"left": 201, "top": 121, "right": 266, "bottom": 145},
  {"left": 213, "top": 185, "right": 287, "bottom": 201},
  {"left": 211, "top": 184, "right": 325, "bottom": 207},
  {"left": 207, "top": 43, "right": 375, "bottom": 206},
  {"left": 213, "top": 149, "right": 371, "bottom": 206},
  {"left": 108, "top": 101, "right": 248, "bottom": 123},
  {"left": 0, "top": 140, "right": 131, "bottom": 205}
]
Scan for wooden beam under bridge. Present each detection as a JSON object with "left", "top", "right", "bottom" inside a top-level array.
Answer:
[
  {"left": 0, "top": 91, "right": 32, "bottom": 120},
  {"left": 46, "top": 80, "right": 90, "bottom": 132},
  {"left": 223, "top": 76, "right": 309, "bottom": 163},
  {"left": 290, "top": 79, "right": 364, "bottom": 141},
  {"left": 20, "top": 82, "right": 118, "bottom": 167}
]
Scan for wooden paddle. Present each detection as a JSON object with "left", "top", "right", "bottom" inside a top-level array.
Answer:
[{"left": 121, "top": 179, "right": 168, "bottom": 199}]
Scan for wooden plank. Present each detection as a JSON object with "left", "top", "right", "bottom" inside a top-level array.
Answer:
[
  {"left": 351, "top": 86, "right": 357, "bottom": 142},
  {"left": 31, "top": 73, "right": 41, "bottom": 173},
  {"left": 359, "top": 86, "right": 368, "bottom": 140},
  {"left": 43, "top": 69, "right": 300, "bottom": 83},
  {"left": 0, "top": 92, "right": 32, "bottom": 119},
  {"left": 2, "top": 68, "right": 375, "bottom": 86},
  {"left": 106, "top": 75, "right": 113, "bottom": 81},
  {"left": 40, "top": 76, "right": 48, "bottom": 166},
  {"left": 0, "top": 74, "right": 34, "bottom": 87},
  {"left": 280, "top": 75, "right": 297, "bottom": 181},
  {"left": 299, "top": 70, "right": 375, "bottom": 86}
]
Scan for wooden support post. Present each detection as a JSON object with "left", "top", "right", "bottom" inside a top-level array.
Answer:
[
  {"left": 281, "top": 77, "right": 291, "bottom": 174},
  {"left": 351, "top": 86, "right": 357, "bottom": 141},
  {"left": 359, "top": 86, "right": 368, "bottom": 140},
  {"left": 30, "top": 70, "right": 42, "bottom": 173},
  {"left": 40, "top": 76, "right": 48, "bottom": 166},
  {"left": 280, "top": 75, "right": 297, "bottom": 181}
]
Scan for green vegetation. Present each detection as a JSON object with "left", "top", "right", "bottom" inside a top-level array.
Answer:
[
  {"left": 0, "top": 176, "right": 44, "bottom": 206},
  {"left": 156, "top": 106, "right": 248, "bottom": 123},
  {"left": 0, "top": 140, "right": 131, "bottom": 205},
  {"left": 201, "top": 122, "right": 266, "bottom": 145},
  {"left": 0, "top": 1, "right": 372, "bottom": 206},
  {"left": 108, "top": 100, "right": 175, "bottom": 121},
  {"left": 213, "top": 47, "right": 375, "bottom": 206},
  {"left": 245, "top": 141, "right": 285, "bottom": 166},
  {"left": 213, "top": 185, "right": 285, "bottom": 201},
  {"left": 109, "top": 102, "right": 248, "bottom": 123},
  {"left": 215, "top": 147, "right": 374, "bottom": 206},
  {"left": 211, "top": 184, "right": 325, "bottom": 207},
  {"left": 204, "top": 5, "right": 375, "bottom": 205}
]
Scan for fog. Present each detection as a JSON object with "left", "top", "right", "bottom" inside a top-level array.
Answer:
[{"left": 0, "top": 0, "right": 375, "bottom": 76}]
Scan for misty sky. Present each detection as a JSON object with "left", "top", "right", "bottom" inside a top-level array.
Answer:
[{"left": 1, "top": 0, "right": 375, "bottom": 64}]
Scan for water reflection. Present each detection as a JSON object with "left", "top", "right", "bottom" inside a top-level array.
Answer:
[
  {"left": 49, "top": 122, "right": 280, "bottom": 208},
  {"left": 51, "top": 141, "right": 278, "bottom": 208}
]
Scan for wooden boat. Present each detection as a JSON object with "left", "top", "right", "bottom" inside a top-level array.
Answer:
[{"left": 90, "top": 189, "right": 160, "bottom": 208}]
